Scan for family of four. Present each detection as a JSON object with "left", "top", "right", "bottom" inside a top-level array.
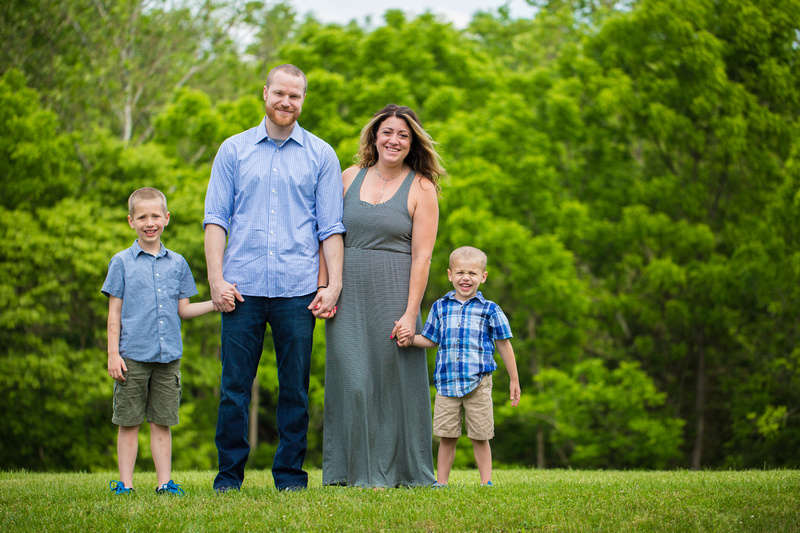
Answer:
[{"left": 102, "top": 64, "right": 520, "bottom": 496}]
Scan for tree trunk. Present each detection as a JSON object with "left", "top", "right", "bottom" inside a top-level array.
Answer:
[
  {"left": 691, "top": 347, "right": 705, "bottom": 470},
  {"left": 528, "top": 315, "right": 545, "bottom": 469}
]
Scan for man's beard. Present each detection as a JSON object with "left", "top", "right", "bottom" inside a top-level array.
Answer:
[{"left": 266, "top": 106, "right": 298, "bottom": 128}]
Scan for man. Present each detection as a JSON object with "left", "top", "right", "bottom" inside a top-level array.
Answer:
[{"left": 204, "top": 64, "right": 344, "bottom": 493}]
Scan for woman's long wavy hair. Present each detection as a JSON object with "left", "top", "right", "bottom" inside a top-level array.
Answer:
[{"left": 355, "top": 104, "right": 446, "bottom": 192}]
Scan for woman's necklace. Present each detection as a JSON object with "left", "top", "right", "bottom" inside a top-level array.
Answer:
[{"left": 374, "top": 165, "right": 405, "bottom": 204}]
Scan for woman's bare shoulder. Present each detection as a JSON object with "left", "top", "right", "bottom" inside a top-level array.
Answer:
[{"left": 342, "top": 165, "right": 361, "bottom": 193}]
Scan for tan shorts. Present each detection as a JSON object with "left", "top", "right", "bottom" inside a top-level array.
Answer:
[
  {"left": 112, "top": 358, "right": 182, "bottom": 427},
  {"left": 433, "top": 374, "right": 494, "bottom": 440}
]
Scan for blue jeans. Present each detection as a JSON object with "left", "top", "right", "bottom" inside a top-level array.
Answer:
[{"left": 214, "top": 294, "right": 315, "bottom": 490}]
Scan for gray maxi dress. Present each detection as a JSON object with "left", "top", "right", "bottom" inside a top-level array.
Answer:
[{"left": 323, "top": 167, "right": 436, "bottom": 487}]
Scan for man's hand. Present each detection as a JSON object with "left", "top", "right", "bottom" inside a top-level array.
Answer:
[
  {"left": 309, "top": 286, "right": 340, "bottom": 319},
  {"left": 211, "top": 278, "right": 243, "bottom": 312}
]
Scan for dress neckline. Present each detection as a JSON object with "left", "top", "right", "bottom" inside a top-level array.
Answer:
[{"left": 357, "top": 167, "right": 414, "bottom": 206}]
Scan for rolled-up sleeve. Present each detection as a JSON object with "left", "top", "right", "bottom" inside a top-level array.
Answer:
[
  {"left": 204, "top": 139, "right": 236, "bottom": 233},
  {"left": 315, "top": 144, "right": 345, "bottom": 241}
]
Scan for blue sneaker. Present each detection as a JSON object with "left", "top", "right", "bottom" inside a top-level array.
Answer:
[
  {"left": 156, "top": 480, "right": 185, "bottom": 495},
  {"left": 431, "top": 482, "right": 448, "bottom": 489},
  {"left": 109, "top": 480, "right": 134, "bottom": 494},
  {"left": 480, "top": 480, "right": 493, "bottom": 487}
]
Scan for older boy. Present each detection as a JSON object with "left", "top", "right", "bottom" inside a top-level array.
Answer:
[
  {"left": 397, "top": 246, "right": 521, "bottom": 487},
  {"left": 102, "top": 187, "right": 233, "bottom": 495}
]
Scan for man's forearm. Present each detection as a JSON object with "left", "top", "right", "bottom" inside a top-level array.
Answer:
[{"left": 205, "top": 224, "right": 227, "bottom": 283}]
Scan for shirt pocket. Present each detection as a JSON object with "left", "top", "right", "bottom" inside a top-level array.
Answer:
[{"left": 162, "top": 274, "right": 182, "bottom": 300}]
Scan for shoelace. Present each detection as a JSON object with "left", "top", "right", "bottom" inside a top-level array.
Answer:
[
  {"left": 109, "top": 480, "right": 133, "bottom": 494},
  {"left": 157, "top": 480, "right": 185, "bottom": 495}
]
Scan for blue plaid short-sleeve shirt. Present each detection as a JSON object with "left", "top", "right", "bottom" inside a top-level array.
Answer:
[{"left": 421, "top": 291, "right": 513, "bottom": 397}]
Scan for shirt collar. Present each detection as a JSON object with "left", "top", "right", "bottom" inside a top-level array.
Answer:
[
  {"left": 130, "top": 239, "right": 168, "bottom": 258},
  {"left": 443, "top": 290, "right": 487, "bottom": 305},
  {"left": 257, "top": 117, "right": 305, "bottom": 147}
]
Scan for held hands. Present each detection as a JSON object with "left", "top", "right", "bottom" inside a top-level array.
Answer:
[
  {"left": 394, "top": 322, "right": 414, "bottom": 347},
  {"left": 309, "top": 286, "right": 340, "bottom": 319},
  {"left": 391, "top": 313, "right": 416, "bottom": 345},
  {"left": 211, "top": 279, "right": 243, "bottom": 312},
  {"left": 221, "top": 287, "right": 238, "bottom": 310}
]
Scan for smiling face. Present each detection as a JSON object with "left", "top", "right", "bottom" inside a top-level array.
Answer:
[
  {"left": 375, "top": 116, "right": 412, "bottom": 166},
  {"left": 128, "top": 198, "right": 169, "bottom": 254},
  {"left": 448, "top": 258, "right": 488, "bottom": 302},
  {"left": 263, "top": 70, "right": 306, "bottom": 134}
]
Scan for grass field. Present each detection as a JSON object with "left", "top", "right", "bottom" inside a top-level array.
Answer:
[{"left": 1, "top": 468, "right": 798, "bottom": 531}]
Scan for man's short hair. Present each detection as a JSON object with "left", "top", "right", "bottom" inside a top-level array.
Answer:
[
  {"left": 266, "top": 64, "right": 308, "bottom": 94},
  {"left": 449, "top": 246, "right": 488, "bottom": 271},
  {"left": 128, "top": 187, "right": 168, "bottom": 216}
]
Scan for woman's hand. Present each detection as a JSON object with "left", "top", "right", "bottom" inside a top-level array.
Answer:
[{"left": 391, "top": 312, "right": 417, "bottom": 344}]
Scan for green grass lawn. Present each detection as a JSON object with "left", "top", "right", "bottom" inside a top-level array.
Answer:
[{"left": 1, "top": 469, "right": 797, "bottom": 532}]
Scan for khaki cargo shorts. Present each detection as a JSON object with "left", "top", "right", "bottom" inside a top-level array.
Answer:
[{"left": 433, "top": 374, "right": 494, "bottom": 440}]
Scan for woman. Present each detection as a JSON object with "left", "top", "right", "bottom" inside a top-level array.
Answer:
[{"left": 322, "top": 104, "right": 446, "bottom": 487}]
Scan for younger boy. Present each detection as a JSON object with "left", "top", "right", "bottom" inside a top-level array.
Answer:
[
  {"left": 397, "top": 246, "right": 520, "bottom": 487},
  {"left": 102, "top": 187, "right": 233, "bottom": 495}
]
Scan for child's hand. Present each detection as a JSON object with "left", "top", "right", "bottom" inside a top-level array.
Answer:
[
  {"left": 509, "top": 381, "right": 521, "bottom": 407},
  {"left": 222, "top": 285, "right": 238, "bottom": 310},
  {"left": 108, "top": 353, "right": 127, "bottom": 382},
  {"left": 394, "top": 323, "right": 413, "bottom": 347}
]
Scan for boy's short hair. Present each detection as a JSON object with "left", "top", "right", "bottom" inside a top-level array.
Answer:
[
  {"left": 449, "top": 246, "right": 488, "bottom": 271},
  {"left": 128, "top": 187, "right": 168, "bottom": 216}
]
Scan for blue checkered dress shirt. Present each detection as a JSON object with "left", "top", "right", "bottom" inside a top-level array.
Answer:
[
  {"left": 421, "top": 291, "right": 513, "bottom": 397},
  {"left": 203, "top": 118, "right": 345, "bottom": 298}
]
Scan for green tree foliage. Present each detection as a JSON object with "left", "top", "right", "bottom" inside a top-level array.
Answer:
[
  {"left": 0, "top": 71, "right": 79, "bottom": 209},
  {"left": 529, "top": 359, "right": 684, "bottom": 469},
  {"left": 2, "top": 0, "right": 799, "bottom": 472},
  {"left": 0, "top": 0, "right": 255, "bottom": 143}
]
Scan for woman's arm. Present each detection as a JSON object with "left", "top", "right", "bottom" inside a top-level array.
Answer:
[{"left": 390, "top": 176, "right": 439, "bottom": 340}]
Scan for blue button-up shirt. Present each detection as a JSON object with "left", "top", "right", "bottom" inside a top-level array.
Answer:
[
  {"left": 203, "top": 118, "right": 345, "bottom": 297},
  {"left": 101, "top": 241, "right": 199, "bottom": 363},
  {"left": 421, "top": 291, "right": 513, "bottom": 397}
]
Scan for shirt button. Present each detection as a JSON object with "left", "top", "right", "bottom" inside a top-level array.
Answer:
[
  {"left": 270, "top": 230, "right": 274, "bottom": 235},
  {"left": 159, "top": 305, "right": 162, "bottom": 308},
  {"left": 271, "top": 210, "right": 275, "bottom": 214},
  {"left": 156, "top": 273, "right": 159, "bottom": 277},
  {"left": 157, "top": 289, "right": 161, "bottom": 292},
  {"left": 272, "top": 189, "right": 276, "bottom": 193},
  {"left": 273, "top": 168, "right": 277, "bottom": 172},
  {"left": 160, "top": 321, "right": 163, "bottom": 325}
]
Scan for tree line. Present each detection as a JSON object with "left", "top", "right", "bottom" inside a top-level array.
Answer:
[{"left": 1, "top": 0, "right": 798, "bottom": 472}]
